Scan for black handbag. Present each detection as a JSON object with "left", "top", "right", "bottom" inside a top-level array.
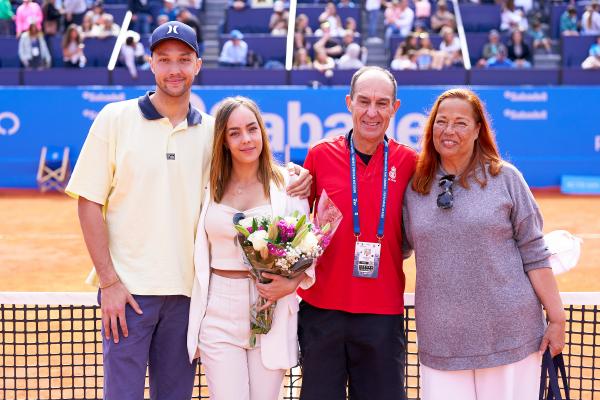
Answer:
[{"left": 539, "top": 349, "right": 570, "bottom": 400}]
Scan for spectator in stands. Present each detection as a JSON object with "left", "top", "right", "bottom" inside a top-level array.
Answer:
[
  {"left": 312, "top": 47, "right": 335, "bottom": 73},
  {"left": 415, "top": 0, "right": 431, "bottom": 30},
  {"left": 64, "top": 0, "right": 87, "bottom": 27},
  {"left": 431, "top": 0, "right": 455, "bottom": 33},
  {"left": 0, "top": 0, "right": 13, "bottom": 36},
  {"left": 18, "top": 22, "right": 51, "bottom": 68},
  {"left": 390, "top": 47, "right": 418, "bottom": 70},
  {"left": 344, "top": 16, "right": 360, "bottom": 37},
  {"left": 15, "top": 0, "right": 43, "bottom": 37},
  {"left": 295, "top": 13, "right": 313, "bottom": 50},
  {"left": 314, "top": 22, "right": 343, "bottom": 58},
  {"left": 293, "top": 47, "right": 312, "bottom": 69},
  {"left": 177, "top": 9, "right": 204, "bottom": 57},
  {"left": 560, "top": 5, "right": 579, "bottom": 36},
  {"left": 90, "top": 13, "right": 120, "bottom": 38},
  {"left": 41, "top": 0, "right": 61, "bottom": 36},
  {"left": 229, "top": 0, "right": 247, "bottom": 11},
  {"left": 269, "top": 1, "right": 288, "bottom": 32},
  {"left": 337, "top": 42, "right": 364, "bottom": 69},
  {"left": 129, "top": 0, "right": 153, "bottom": 35},
  {"left": 62, "top": 24, "right": 86, "bottom": 67},
  {"left": 319, "top": 2, "right": 343, "bottom": 37},
  {"left": 439, "top": 26, "right": 462, "bottom": 67},
  {"left": 80, "top": 11, "right": 94, "bottom": 38},
  {"left": 160, "top": 0, "right": 180, "bottom": 22},
  {"left": 507, "top": 29, "right": 532, "bottom": 68},
  {"left": 384, "top": 0, "right": 415, "bottom": 49},
  {"left": 338, "top": 0, "right": 356, "bottom": 8},
  {"left": 529, "top": 20, "right": 551, "bottom": 53},
  {"left": 157, "top": 14, "right": 169, "bottom": 26},
  {"left": 582, "top": 0, "right": 600, "bottom": 35},
  {"left": 271, "top": 20, "right": 286, "bottom": 36},
  {"left": 177, "top": 0, "right": 201, "bottom": 10},
  {"left": 366, "top": 0, "right": 382, "bottom": 43},
  {"left": 417, "top": 32, "right": 444, "bottom": 69},
  {"left": 500, "top": 0, "right": 528, "bottom": 32},
  {"left": 120, "top": 31, "right": 147, "bottom": 78},
  {"left": 218, "top": 29, "right": 247, "bottom": 67},
  {"left": 477, "top": 29, "right": 507, "bottom": 67},
  {"left": 581, "top": 35, "right": 600, "bottom": 69},
  {"left": 91, "top": 1, "right": 104, "bottom": 25},
  {"left": 486, "top": 46, "right": 514, "bottom": 68}
]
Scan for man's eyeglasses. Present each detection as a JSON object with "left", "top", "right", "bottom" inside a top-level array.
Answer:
[{"left": 437, "top": 174, "right": 455, "bottom": 210}]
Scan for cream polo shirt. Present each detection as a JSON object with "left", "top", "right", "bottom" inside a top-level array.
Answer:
[{"left": 66, "top": 92, "right": 215, "bottom": 297}]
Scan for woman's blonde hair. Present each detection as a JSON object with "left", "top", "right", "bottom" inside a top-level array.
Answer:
[
  {"left": 210, "top": 96, "right": 284, "bottom": 202},
  {"left": 412, "top": 88, "right": 503, "bottom": 194}
]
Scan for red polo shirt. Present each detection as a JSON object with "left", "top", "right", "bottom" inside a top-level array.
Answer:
[{"left": 298, "top": 133, "right": 417, "bottom": 314}]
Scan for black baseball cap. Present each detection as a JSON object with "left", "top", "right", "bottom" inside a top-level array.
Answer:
[{"left": 150, "top": 21, "right": 200, "bottom": 57}]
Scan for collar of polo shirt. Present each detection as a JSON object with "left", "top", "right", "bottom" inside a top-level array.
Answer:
[{"left": 137, "top": 91, "right": 203, "bottom": 126}]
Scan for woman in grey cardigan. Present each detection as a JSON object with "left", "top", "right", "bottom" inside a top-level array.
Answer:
[{"left": 403, "top": 88, "right": 564, "bottom": 400}]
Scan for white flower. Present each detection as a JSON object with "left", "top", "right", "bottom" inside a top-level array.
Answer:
[
  {"left": 284, "top": 216, "right": 299, "bottom": 226},
  {"left": 297, "top": 231, "right": 319, "bottom": 254},
  {"left": 247, "top": 230, "right": 269, "bottom": 251},
  {"left": 238, "top": 217, "right": 256, "bottom": 230}
]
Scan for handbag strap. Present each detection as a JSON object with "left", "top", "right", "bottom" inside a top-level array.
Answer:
[
  {"left": 540, "top": 349, "right": 570, "bottom": 400},
  {"left": 553, "top": 353, "right": 570, "bottom": 400}
]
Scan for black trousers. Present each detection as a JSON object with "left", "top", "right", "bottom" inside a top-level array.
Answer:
[{"left": 298, "top": 301, "right": 407, "bottom": 400}]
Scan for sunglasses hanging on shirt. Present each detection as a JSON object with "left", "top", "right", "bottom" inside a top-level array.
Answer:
[{"left": 437, "top": 174, "right": 455, "bottom": 210}]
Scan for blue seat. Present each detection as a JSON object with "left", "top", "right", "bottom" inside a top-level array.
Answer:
[
  {"left": 459, "top": 4, "right": 501, "bottom": 32},
  {"left": 561, "top": 35, "right": 596, "bottom": 67},
  {"left": 23, "top": 68, "right": 109, "bottom": 85},
  {"left": 200, "top": 68, "right": 286, "bottom": 85},
  {"left": 470, "top": 68, "right": 559, "bottom": 85},
  {"left": 104, "top": 4, "right": 129, "bottom": 24},
  {"left": 225, "top": 8, "right": 272, "bottom": 33},
  {"left": 0, "top": 37, "right": 20, "bottom": 67},
  {"left": 83, "top": 37, "right": 118, "bottom": 67}
]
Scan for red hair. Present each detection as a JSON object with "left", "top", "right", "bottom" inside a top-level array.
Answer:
[{"left": 412, "top": 88, "right": 503, "bottom": 194}]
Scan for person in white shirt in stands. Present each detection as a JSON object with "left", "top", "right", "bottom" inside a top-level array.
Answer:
[
  {"left": 439, "top": 26, "right": 462, "bottom": 67},
  {"left": 89, "top": 13, "right": 120, "bottom": 38},
  {"left": 384, "top": 0, "right": 415, "bottom": 49},
  {"left": 366, "top": 0, "right": 383, "bottom": 43},
  {"left": 119, "top": 31, "right": 147, "bottom": 79},
  {"left": 582, "top": 1, "right": 600, "bottom": 35},
  {"left": 218, "top": 29, "right": 248, "bottom": 67}
]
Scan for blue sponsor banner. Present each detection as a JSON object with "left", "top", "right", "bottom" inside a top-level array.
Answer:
[{"left": 1, "top": 86, "right": 599, "bottom": 188}]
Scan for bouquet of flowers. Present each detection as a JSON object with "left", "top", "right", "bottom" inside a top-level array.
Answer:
[{"left": 233, "top": 190, "right": 342, "bottom": 346}]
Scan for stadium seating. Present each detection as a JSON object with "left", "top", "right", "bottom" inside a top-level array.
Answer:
[
  {"left": 389, "top": 34, "right": 443, "bottom": 64},
  {"left": 22, "top": 68, "right": 110, "bottom": 85},
  {"left": 561, "top": 35, "right": 597, "bottom": 67},
  {"left": 218, "top": 34, "right": 286, "bottom": 64},
  {"left": 470, "top": 68, "right": 560, "bottom": 85},
  {"left": 459, "top": 4, "right": 501, "bottom": 32},
  {"left": 0, "top": 37, "right": 20, "bottom": 68},
  {"left": 550, "top": 4, "right": 586, "bottom": 39}
]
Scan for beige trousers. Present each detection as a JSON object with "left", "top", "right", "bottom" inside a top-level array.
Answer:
[
  {"left": 198, "top": 274, "right": 285, "bottom": 400},
  {"left": 421, "top": 351, "right": 542, "bottom": 400}
]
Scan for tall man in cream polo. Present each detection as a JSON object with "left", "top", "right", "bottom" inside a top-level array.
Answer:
[{"left": 66, "top": 22, "right": 211, "bottom": 399}]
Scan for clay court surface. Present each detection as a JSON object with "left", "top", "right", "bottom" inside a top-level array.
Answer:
[{"left": 0, "top": 190, "right": 598, "bottom": 292}]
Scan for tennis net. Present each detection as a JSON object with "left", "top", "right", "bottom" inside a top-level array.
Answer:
[{"left": 1, "top": 292, "right": 599, "bottom": 399}]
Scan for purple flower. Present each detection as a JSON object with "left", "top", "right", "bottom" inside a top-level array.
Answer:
[{"left": 267, "top": 243, "right": 287, "bottom": 257}]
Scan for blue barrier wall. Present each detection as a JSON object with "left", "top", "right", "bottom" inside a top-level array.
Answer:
[{"left": 1, "top": 86, "right": 599, "bottom": 188}]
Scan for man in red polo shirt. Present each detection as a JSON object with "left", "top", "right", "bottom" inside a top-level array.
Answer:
[{"left": 298, "top": 66, "right": 417, "bottom": 400}]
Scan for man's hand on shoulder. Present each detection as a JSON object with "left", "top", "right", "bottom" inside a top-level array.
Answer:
[{"left": 286, "top": 162, "right": 312, "bottom": 199}]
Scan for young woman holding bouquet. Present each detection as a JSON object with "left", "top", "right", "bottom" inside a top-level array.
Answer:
[{"left": 186, "top": 96, "right": 315, "bottom": 400}]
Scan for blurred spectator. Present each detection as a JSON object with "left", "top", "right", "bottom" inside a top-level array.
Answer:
[
  {"left": 62, "top": 24, "right": 86, "bottom": 67},
  {"left": 365, "top": 0, "right": 382, "bottom": 43},
  {"left": 293, "top": 47, "right": 312, "bottom": 69},
  {"left": 507, "top": 29, "right": 531, "bottom": 68},
  {"left": 229, "top": 0, "right": 247, "bottom": 11},
  {"left": 581, "top": 35, "right": 600, "bottom": 69},
  {"left": 391, "top": 48, "right": 418, "bottom": 70},
  {"left": 64, "top": 0, "right": 87, "bottom": 27},
  {"left": 398, "top": 32, "right": 419, "bottom": 55},
  {"left": 514, "top": 0, "right": 532, "bottom": 14},
  {"left": 90, "top": 13, "right": 120, "bottom": 38},
  {"left": 314, "top": 22, "right": 343, "bottom": 58},
  {"left": 0, "top": 0, "right": 15, "bottom": 36},
  {"left": 500, "top": 0, "right": 528, "bottom": 32},
  {"left": 344, "top": 16, "right": 359, "bottom": 36},
  {"left": 319, "top": 2, "right": 343, "bottom": 36},
  {"left": 560, "top": 5, "right": 579, "bottom": 36},
  {"left": 312, "top": 47, "right": 334, "bottom": 73},
  {"left": 431, "top": 0, "right": 455, "bottom": 33},
  {"left": 19, "top": 22, "right": 51, "bottom": 68},
  {"left": 177, "top": 9, "right": 204, "bottom": 56},
  {"left": 529, "top": 20, "right": 551, "bottom": 53},
  {"left": 156, "top": 14, "right": 169, "bottom": 26},
  {"left": 415, "top": 0, "right": 431, "bottom": 29},
  {"left": 581, "top": 1, "right": 600, "bottom": 35},
  {"left": 129, "top": 0, "right": 153, "bottom": 35},
  {"left": 160, "top": 0, "right": 180, "bottom": 21},
  {"left": 177, "top": 0, "right": 201, "bottom": 10},
  {"left": 41, "top": 0, "right": 61, "bottom": 36},
  {"left": 81, "top": 11, "right": 94, "bottom": 38},
  {"left": 417, "top": 32, "right": 444, "bottom": 69},
  {"left": 439, "top": 26, "right": 462, "bottom": 67},
  {"left": 269, "top": 1, "right": 288, "bottom": 32},
  {"left": 384, "top": 0, "right": 414, "bottom": 49},
  {"left": 218, "top": 29, "right": 247, "bottom": 67},
  {"left": 91, "top": 1, "right": 104, "bottom": 25},
  {"left": 16, "top": 0, "right": 43, "bottom": 37},
  {"left": 486, "top": 47, "right": 513, "bottom": 68},
  {"left": 337, "top": 42, "right": 363, "bottom": 69},
  {"left": 120, "top": 31, "right": 147, "bottom": 78},
  {"left": 295, "top": 13, "right": 312, "bottom": 50},
  {"left": 338, "top": 0, "right": 355, "bottom": 8},
  {"left": 477, "top": 29, "right": 507, "bottom": 66},
  {"left": 271, "top": 20, "right": 286, "bottom": 36}
]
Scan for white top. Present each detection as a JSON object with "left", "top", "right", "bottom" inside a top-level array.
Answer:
[{"left": 205, "top": 202, "right": 271, "bottom": 270}]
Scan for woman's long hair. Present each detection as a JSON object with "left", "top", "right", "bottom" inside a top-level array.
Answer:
[
  {"left": 412, "top": 88, "right": 503, "bottom": 195},
  {"left": 210, "top": 96, "right": 284, "bottom": 203},
  {"left": 62, "top": 24, "right": 82, "bottom": 48}
]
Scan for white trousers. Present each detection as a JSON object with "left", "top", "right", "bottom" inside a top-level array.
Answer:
[
  {"left": 199, "top": 274, "right": 285, "bottom": 400},
  {"left": 421, "top": 351, "right": 542, "bottom": 400}
]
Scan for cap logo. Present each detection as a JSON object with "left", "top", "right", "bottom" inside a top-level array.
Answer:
[{"left": 167, "top": 25, "right": 179, "bottom": 34}]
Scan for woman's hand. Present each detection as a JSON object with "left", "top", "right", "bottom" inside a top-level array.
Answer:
[
  {"left": 256, "top": 272, "right": 304, "bottom": 311},
  {"left": 539, "top": 320, "right": 566, "bottom": 357}
]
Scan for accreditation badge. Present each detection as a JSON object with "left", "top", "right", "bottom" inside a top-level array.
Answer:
[{"left": 352, "top": 241, "right": 381, "bottom": 279}]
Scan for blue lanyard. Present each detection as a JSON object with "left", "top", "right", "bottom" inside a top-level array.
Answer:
[{"left": 349, "top": 136, "right": 389, "bottom": 241}]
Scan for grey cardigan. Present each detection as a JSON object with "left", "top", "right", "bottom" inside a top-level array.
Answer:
[
  {"left": 18, "top": 32, "right": 51, "bottom": 67},
  {"left": 403, "top": 162, "right": 550, "bottom": 371}
]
